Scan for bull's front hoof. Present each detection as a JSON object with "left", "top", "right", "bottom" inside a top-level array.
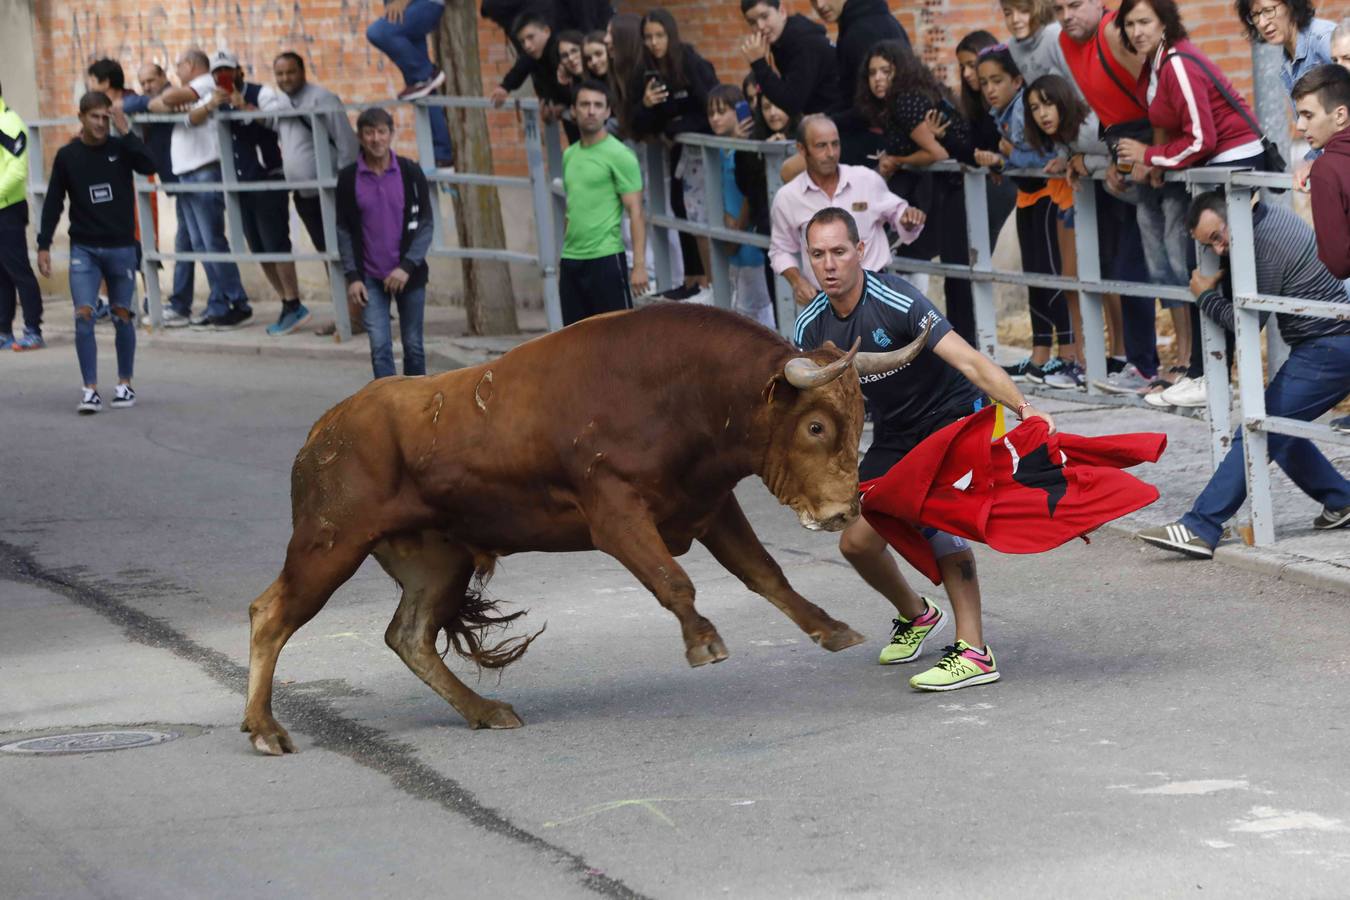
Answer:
[
  {"left": 470, "top": 701, "right": 524, "bottom": 730},
  {"left": 242, "top": 718, "right": 298, "bottom": 756},
  {"left": 816, "top": 625, "right": 866, "bottom": 652},
  {"left": 685, "top": 635, "right": 730, "bottom": 667}
]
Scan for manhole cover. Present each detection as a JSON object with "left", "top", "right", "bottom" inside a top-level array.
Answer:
[{"left": 0, "top": 729, "right": 179, "bottom": 755}]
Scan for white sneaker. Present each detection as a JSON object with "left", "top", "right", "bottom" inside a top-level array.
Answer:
[
  {"left": 112, "top": 384, "right": 136, "bottom": 409},
  {"left": 77, "top": 388, "right": 102, "bottom": 415},
  {"left": 160, "top": 308, "right": 190, "bottom": 328},
  {"left": 1160, "top": 376, "right": 1208, "bottom": 408}
]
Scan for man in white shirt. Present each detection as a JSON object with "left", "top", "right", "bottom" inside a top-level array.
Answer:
[
  {"left": 149, "top": 47, "right": 252, "bottom": 329},
  {"left": 769, "top": 114, "right": 926, "bottom": 307}
]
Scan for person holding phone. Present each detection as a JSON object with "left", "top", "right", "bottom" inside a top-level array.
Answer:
[{"left": 707, "top": 84, "right": 773, "bottom": 327}]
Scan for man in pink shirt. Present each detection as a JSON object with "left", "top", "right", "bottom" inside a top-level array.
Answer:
[{"left": 770, "top": 115, "right": 926, "bottom": 306}]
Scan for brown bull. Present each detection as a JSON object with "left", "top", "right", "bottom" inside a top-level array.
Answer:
[{"left": 243, "top": 303, "right": 927, "bottom": 755}]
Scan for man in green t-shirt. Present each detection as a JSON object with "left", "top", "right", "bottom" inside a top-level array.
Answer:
[{"left": 560, "top": 80, "right": 647, "bottom": 325}]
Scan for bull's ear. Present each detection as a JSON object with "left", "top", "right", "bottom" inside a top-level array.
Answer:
[{"left": 761, "top": 373, "right": 795, "bottom": 405}]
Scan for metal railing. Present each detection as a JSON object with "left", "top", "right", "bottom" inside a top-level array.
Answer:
[
  {"left": 24, "top": 95, "right": 560, "bottom": 339},
  {"left": 592, "top": 129, "right": 1346, "bottom": 547}
]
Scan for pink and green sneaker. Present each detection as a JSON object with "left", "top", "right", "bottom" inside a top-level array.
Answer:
[
  {"left": 909, "top": 640, "right": 1000, "bottom": 691},
  {"left": 878, "top": 598, "right": 947, "bottom": 665}
]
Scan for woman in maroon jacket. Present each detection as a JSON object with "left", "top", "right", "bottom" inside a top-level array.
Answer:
[{"left": 1112, "top": 0, "right": 1266, "bottom": 405}]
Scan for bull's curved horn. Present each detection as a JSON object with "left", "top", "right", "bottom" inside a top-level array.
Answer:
[
  {"left": 783, "top": 337, "right": 862, "bottom": 389},
  {"left": 853, "top": 318, "right": 932, "bottom": 376}
]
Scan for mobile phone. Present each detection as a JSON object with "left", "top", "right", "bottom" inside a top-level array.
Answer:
[
  {"left": 734, "top": 100, "right": 752, "bottom": 123},
  {"left": 644, "top": 69, "right": 665, "bottom": 92},
  {"left": 214, "top": 69, "right": 236, "bottom": 92}
]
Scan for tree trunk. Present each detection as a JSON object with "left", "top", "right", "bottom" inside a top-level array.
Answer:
[{"left": 437, "top": 0, "right": 518, "bottom": 335}]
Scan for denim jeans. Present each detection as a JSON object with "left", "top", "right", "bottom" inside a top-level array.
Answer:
[
  {"left": 1135, "top": 182, "right": 1190, "bottom": 307},
  {"left": 1096, "top": 184, "right": 1159, "bottom": 377},
  {"left": 177, "top": 164, "right": 250, "bottom": 318},
  {"left": 366, "top": 0, "right": 454, "bottom": 164},
  {"left": 70, "top": 244, "right": 139, "bottom": 386},
  {"left": 168, "top": 196, "right": 195, "bottom": 315},
  {"left": 361, "top": 276, "right": 426, "bottom": 378},
  {"left": 1181, "top": 333, "right": 1350, "bottom": 545}
]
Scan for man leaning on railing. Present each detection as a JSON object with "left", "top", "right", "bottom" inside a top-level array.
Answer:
[{"left": 1136, "top": 191, "right": 1350, "bottom": 558}]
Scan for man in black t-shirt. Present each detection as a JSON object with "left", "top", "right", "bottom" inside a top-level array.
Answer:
[{"left": 795, "top": 206, "right": 1053, "bottom": 691}]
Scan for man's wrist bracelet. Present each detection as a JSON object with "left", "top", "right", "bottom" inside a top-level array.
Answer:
[{"left": 1015, "top": 401, "right": 1031, "bottom": 419}]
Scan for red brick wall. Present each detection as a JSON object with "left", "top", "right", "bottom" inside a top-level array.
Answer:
[{"left": 30, "top": 0, "right": 532, "bottom": 172}]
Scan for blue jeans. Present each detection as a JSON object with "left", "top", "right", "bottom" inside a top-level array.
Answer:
[
  {"left": 70, "top": 244, "right": 139, "bottom": 386},
  {"left": 1135, "top": 183, "right": 1190, "bottom": 308},
  {"left": 1181, "top": 334, "right": 1350, "bottom": 545},
  {"left": 168, "top": 196, "right": 195, "bottom": 316},
  {"left": 361, "top": 276, "right": 426, "bottom": 378},
  {"left": 367, "top": 0, "right": 454, "bottom": 164},
  {"left": 177, "top": 164, "right": 250, "bottom": 318}
]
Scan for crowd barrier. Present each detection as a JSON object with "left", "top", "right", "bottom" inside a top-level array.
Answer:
[
  {"left": 24, "top": 96, "right": 560, "bottom": 339},
  {"left": 20, "top": 96, "right": 1348, "bottom": 546}
]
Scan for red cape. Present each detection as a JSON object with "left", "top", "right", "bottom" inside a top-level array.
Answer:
[{"left": 860, "top": 406, "right": 1167, "bottom": 584}]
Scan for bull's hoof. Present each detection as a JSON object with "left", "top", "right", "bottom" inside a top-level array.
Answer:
[
  {"left": 816, "top": 625, "right": 866, "bottom": 652},
  {"left": 469, "top": 701, "right": 524, "bottom": 730},
  {"left": 242, "top": 718, "right": 297, "bottom": 756},
  {"left": 685, "top": 635, "right": 730, "bottom": 667}
]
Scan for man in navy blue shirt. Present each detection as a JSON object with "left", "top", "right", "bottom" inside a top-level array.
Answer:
[{"left": 796, "top": 206, "right": 1052, "bottom": 691}]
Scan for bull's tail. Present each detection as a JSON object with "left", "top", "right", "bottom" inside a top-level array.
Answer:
[{"left": 441, "top": 566, "right": 545, "bottom": 670}]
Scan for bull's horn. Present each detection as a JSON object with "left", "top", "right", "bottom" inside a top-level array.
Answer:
[
  {"left": 783, "top": 337, "right": 862, "bottom": 389},
  {"left": 853, "top": 319, "right": 932, "bottom": 376}
]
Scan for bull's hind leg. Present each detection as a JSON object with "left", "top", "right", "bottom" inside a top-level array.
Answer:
[
  {"left": 586, "top": 481, "right": 729, "bottom": 667},
  {"left": 243, "top": 537, "right": 371, "bottom": 755},
  {"left": 699, "top": 496, "right": 864, "bottom": 652},
  {"left": 373, "top": 532, "right": 523, "bottom": 730}
]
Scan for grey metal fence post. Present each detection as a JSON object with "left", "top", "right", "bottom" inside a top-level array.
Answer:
[
  {"left": 311, "top": 113, "right": 351, "bottom": 341},
  {"left": 134, "top": 175, "right": 162, "bottom": 328},
  {"left": 523, "top": 108, "right": 563, "bottom": 331},
  {"left": 216, "top": 118, "right": 247, "bottom": 260},
  {"left": 1071, "top": 179, "right": 1108, "bottom": 393},
  {"left": 1225, "top": 184, "right": 1275, "bottom": 545},
  {"left": 762, "top": 143, "right": 795, "bottom": 339},
  {"left": 644, "top": 142, "right": 672, "bottom": 291},
  {"left": 544, "top": 119, "right": 568, "bottom": 268},
  {"left": 1196, "top": 251, "right": 1233, "bottom": 469},
  {"left": 701, "top": 143, "right": 731, "bottom": 310},
  {"left": 413, "top": 102, "right": 449, "bottom": 257},
  {"left": 1252, "top": 42, "right": 1292, "bottom": 183},
  {"left": 962, "top": 168, "right": 996, "bottom": 358}
]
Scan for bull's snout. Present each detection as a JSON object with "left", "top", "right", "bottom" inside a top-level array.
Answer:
[{"left": 795, "top": 498, "right": 860, "bottom": 532}]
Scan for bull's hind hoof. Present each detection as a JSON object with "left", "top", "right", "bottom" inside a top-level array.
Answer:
[
  {"left": 470, "top": 701, "right": 524, "bottom": 730},
  {"left": 685, "top": 635, "right": 730, "bottom": 667},
  {"left": 243, "top": 719, "right": 297, "bottom": 756},
  {"left": 816, "top": 625, "right": 866, "bottom": 652}
]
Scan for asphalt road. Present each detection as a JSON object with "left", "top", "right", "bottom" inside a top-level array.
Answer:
[{"left": 3, "top": 343, "right": 1349, "bottom": 898}]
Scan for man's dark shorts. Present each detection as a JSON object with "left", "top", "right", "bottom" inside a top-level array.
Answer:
[
  {"left": 239, "top": 187, "right": 292, "bottom": 255},
  {"left": 859, "top": 400, "right": 986, "bottom": 483}
]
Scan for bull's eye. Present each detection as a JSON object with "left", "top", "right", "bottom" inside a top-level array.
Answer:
[{"left": 809, "top": 421, "right": 825, "bottom": 436}]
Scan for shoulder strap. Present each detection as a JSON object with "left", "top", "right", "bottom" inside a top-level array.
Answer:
[
  {"left": 1095, "top": 32, "right": 1147, "bottom": 113},
  {"left": 1162, "top": 51, "right": 1267, "bottom": 141}
]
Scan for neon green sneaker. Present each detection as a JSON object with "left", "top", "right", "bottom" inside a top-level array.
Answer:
[
  {"left": 878, "top": 599, "right": 947, "bottom": 665},
  {"left": 909, "top": 640, "right": 1000, "bottom": 691}
]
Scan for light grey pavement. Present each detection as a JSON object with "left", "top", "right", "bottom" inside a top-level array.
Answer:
[{"left": 2, "top": 332, "right": 1349, "bottom": 898}]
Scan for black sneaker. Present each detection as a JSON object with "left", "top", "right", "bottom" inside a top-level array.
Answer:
[
  {"left": 111, "top": 384, "right": 136, "bottom": 409},
  {"left": 189, "top": 312, "right": 213, "bottom": 329},
  {"left": 1106, "top": 356, "right": 1127, "bottom": 375},
  {"left": 1003, "top": 357, "right": 1044, "bottom": 383},
  {"left": 77, "top": 388, "right": 102, "bottom": 415},
  {"left": 212, "top": 307, "right": 253, "bottom": 331},
  {"left": 1313, "top": 506, "right": 1350, "bottom": 530}
]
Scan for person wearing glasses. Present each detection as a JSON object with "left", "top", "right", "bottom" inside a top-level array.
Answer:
[{"left": 1236, "top": 0, "right": 1336, "bottom": 98}]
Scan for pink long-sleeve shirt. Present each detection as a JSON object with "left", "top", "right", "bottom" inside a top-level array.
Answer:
[{"left": 769, "top": 163, "right": 923, "bottom": 288}]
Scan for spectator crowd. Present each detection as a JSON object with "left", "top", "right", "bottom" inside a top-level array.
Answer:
[{"left": 0, "top": 0, "right": 1346, "bottom": 489}]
